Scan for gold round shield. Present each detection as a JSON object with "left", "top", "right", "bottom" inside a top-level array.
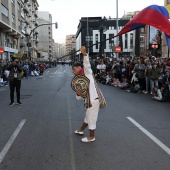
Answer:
[{"left": 71, "top": 75, "right": 90, "bottom": 98}]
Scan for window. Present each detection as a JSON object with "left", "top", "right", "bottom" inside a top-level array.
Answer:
[
  {"left": 18, "top": 19, "right": 21, "bottom": 29},
  {"left": 125, "top": 34, "right": 128, "bottom": 48},
  {"left": 12, "top": 14, "right": 15, "bottom": 23},
  {"left": 140, "top": 36, "right": 144, "bottom": 42},
  {"left": 17, "top": 2, "right": 20, "bottom": 11},
  {"left": 1, "top": 4, "right": 9, "bottom": 18},
  {"left": 140, "top": 27, "right": 145, "bottom": 33},
  {"left": 140, "top": 44, "right": 144, "bottom": 51},
  {"left": 95, "top": 34, "right": 98, "bottom": 49},
  {"left": 130, "top": 33, "right": 133, "bottom": 48}
]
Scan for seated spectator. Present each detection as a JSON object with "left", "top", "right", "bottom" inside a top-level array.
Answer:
[
  {"left": 0, "top": 76, "right": 7, "bottom": 86},
  {"left": 99, "top": 72, "right": 107, "bottom": 84},
  {"left": 152, "top": 86, "right": 162, "bottom": 101},
  {"left": 160, "top": 85, "right": 169, "bottom": 101},
  {"left": 126, "top": 80, "right": 140, "bottom": 93},
  {"left": 118, "top": 76, "right": 129, "bottom": 89},
  {"left": 105, "top": 72, "right": 112, "bottom": 85},
  {"left": 111, "top": 78, "right": 120, "bottom": 87},
  {"left": 162, "top": 71, "right": 170, "bottom": 91}
]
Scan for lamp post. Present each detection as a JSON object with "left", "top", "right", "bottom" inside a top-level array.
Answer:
[{"left": 26, "top": 22, "right": 58, "bottom": 61}]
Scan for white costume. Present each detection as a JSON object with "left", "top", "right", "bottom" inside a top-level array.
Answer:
[{"left": 76, "top": 54, "right": 99, "bottom": 130}]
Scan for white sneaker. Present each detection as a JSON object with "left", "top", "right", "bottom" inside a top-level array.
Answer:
[
  {"left": 75, "top": 130, "right": 83, "bottom": 135},
  {"left": 81, "top": 137, "right": 95, "bottom": 142}
]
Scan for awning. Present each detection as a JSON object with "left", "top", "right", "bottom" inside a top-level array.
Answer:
[{"left": 13, "top": 53, "right": 27, "bottom": 59}]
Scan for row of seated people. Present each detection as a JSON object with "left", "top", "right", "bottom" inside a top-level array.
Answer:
[{"left": 96, "top": 71, "right": 170, "bottom": 102}]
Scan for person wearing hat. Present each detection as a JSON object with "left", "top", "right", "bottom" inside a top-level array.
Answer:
[
  {"left": 7, "top": 59, "right": 22, "bottom": 106},
  {"left": 72, "top": 46, "right": 100, "bottom": 142}
]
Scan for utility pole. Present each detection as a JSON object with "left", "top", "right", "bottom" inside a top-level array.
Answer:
[
  {"left": 99, "top": 17, "right": 107, "bottom": 58},
  {"left": 87, "top": 17, "right": 89, "bottom": 54},
  {"left": 116, "top": 0, "right": 119, "bottom": 59}
]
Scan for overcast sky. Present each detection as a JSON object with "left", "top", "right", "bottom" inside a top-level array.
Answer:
[{"left": 37, "top": 0, "right": 164, "bottom": 44}]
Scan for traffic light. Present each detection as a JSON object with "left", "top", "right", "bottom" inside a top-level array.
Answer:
[
  {"left": 55, "top": 22, "right": 58, "bottom": 29},
  {"left": 149, "top": 44, "right": 160, "bottom": 50},
  {"left": 37, "top": 52, "right": 41, "bottom": 58}
]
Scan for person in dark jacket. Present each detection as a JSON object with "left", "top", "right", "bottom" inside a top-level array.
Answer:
[{"left": 7, "top": 59, "right": 22, "bottom": 106}]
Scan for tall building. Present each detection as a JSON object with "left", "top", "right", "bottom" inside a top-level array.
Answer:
[
  {"left": 55, "top": 43, "right": 66, "bottom": 59},
  {"left": 37, "top": 11, "right": 54, "bottom": 61},
  {"left": 65, "top": 35, "right": 76, "bottom": 60}
]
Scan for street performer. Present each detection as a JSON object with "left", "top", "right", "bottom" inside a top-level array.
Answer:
[{"left": 71, "top": 46, "right": 101, "bottom": 143}]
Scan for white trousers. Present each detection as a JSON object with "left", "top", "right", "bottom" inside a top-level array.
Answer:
[{"left": 84, "top": 99, "right": 100, "bottom": 130}]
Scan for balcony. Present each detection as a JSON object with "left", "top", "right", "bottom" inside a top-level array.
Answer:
[
  {"left": 35, "top": 30, "right": 38, "bottom": 34},
  {"left": 35, "top": 38, "right": 39, "bottom": 43},
  {"left": 34, "top": 11, "right": 38, "bottom": 18},
  {"left": 34, "top": 4, "right": 38, "bottom": 10},
  {"left": 35, "top": 20, "right": 38, "bottom": 26},
  {"left": 25, "top": 27, "right": 31, "bottom": 35},
  {"left": 25, "top": 16, "right": 30, "bottom": 25},
  {"left": 27, "top": 2, "right": 31, "bottom": 6},
  {"left": 23, "top": 4, "right": 29, "bottom": 13}
]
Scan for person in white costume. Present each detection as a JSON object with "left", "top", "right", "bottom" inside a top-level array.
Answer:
[{"left": 72, "top": 46, "right": 100, "bottom": 143}]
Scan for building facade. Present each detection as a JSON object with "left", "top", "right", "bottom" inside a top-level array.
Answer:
[
  {"left": 0, "top": 0, "right": 40, "bottom": 60},
  {"left": 76, "top": 17, "right": 131, "bottom": 60},
  {"left": 37, "top": 11, "right": 54, "bottom": 61},
  {"left": 0, "top": 0, "right": 22, "bottom": 59},
  {"left": 65, "top": 34, "right": 76, "bottom": 60},
  {"left": 55, "top": 43, "right": 66, "bottom": 59}
]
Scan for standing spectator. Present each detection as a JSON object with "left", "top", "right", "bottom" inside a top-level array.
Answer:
[
  {"left": 100, "top": 60, "right": 106, "bottom": 73},
  {"left": 134, "top": 57, "right": 146, "bottom": 93},
  {"left": 149, "top": 63, "right": 160, "bottom": 94},
  {"left": 7, "top": 59, "right": 22, "bottom": 106},
  {"left": 144, "top": 60, "right": 152, "bottom": 94}
]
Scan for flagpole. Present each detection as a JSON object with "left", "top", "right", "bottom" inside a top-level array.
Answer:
[{"left": 116, "top": 0, "right": 119, "bottom": 59}]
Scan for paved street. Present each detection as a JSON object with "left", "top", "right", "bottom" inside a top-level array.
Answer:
[{"left": 0, "top": 65, "right": 170, "bottom": 170}]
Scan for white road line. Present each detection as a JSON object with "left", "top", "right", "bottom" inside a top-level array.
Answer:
[
  {"left": 127, "top": 117, "right": 170, "bottom": 156},
  {"left": 0, "top": 119, "right": 26, "bottom": 164},
  {"left": 67, "top": 82, "right": 76, "bottom": 170}
]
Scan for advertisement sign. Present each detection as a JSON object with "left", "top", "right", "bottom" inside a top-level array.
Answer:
[{"left": 149, "top": 26, "right": 161, "bottom": 45}]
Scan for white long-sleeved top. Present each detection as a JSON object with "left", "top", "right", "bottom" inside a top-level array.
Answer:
[{"left": 76, "top": 54, "right": 98, "bottom": 104}]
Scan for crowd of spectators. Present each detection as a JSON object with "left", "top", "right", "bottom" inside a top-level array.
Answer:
[
  {"left": 91, "top": 55, "right": 170, "bottom": 102},
  {"left": 1, "top": 55, "right": 170, "bottom": 103},
  {"left": 0, "top": 59, "right": 57, "bottom": 86}
]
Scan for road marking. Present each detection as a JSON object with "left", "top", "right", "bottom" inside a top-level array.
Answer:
[
  {"left": 127, "top": 117, "right": 170, "bottom": 156},
  {"left": 0, "top": 119, "right": 26, "bottom": 164},
  {"left": 67, "top": 82, "right": 76, "bottom": 170}
]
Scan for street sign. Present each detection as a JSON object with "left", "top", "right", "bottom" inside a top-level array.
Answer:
[
  {"left": 115, "top": 46, "right": 121, "bottom": 53},
  {"left": 13, "top": 53, "right": 24, "bottom": 59},
  {"left": 0, "top": 48, "right": 4, "bottom": 54}
]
